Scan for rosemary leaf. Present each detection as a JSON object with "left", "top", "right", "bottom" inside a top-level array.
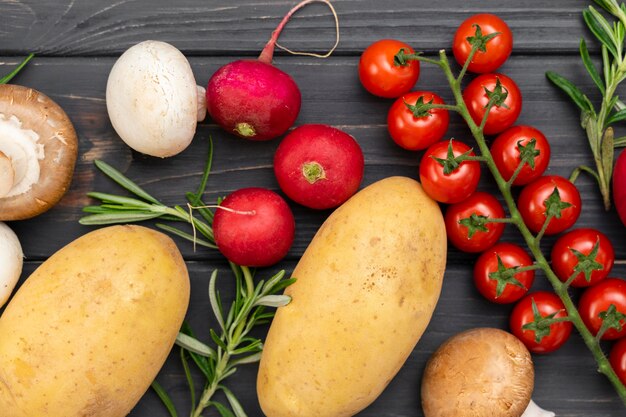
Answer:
[
  {"left": 79, "top": 212, "right": 163, "bottom": 225},
  {"left": 155, "top": 223, "right": 217, "bottom": 249},
  {"left": 209, "top": 270, "right": 226, "bottom": 332},
  {"left": 210, "top": 401, "right": 237, "bottom": 417},
  {"left": 580, "top": 38, "right": 606, "bottom": 93},
  {"left": 220, "top": 386, "right": 248, "bottom": 417},
  {"left": 180, "top": 348, "right": 196, "bottom": 412},
  {"left": 94, "top": 159, "right": 160, "bottom": 204},
  {"left": 150, "top": 381, "right": 178, "bottom": 417},
  {"left": 176, "top": 333, "right": 216, "bottom": 359}
]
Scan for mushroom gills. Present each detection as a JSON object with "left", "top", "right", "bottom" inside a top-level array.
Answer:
[
  {"left": 0, "top": 114, "right": 43, "bottom": 198},
  {"left": 0, "top": 151, "right": 14, "bottom": 197}
]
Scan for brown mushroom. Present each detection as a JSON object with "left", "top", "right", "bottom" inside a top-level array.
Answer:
[
  {"left": 421, "top": 327, "right": 555, "bottom": 417},
  {"left": 0, "top": 84, "right": 78, "bottom": 220}
]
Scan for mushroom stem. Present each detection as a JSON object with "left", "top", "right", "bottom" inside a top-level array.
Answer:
[
  {"left": 196, "top": 85, "right": 207, "bottom": 122},
  {"left": 521, "top": 399, "right": 555, "bottom": 417},
  {"left": 0, "top": 151, "right": 14, "bottom": 198}
]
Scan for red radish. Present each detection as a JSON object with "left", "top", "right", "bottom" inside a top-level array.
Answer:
[
  {"left": 614, "top": 149, "right": 626, "bottom": 227},
  {"left": 206, "top": 0, "right": 338, "bottom": 141},
  {"left": 274, "top": 124, "right": 364, "bottom": 209},
  {"left": 213, "top": 188, "right": 295, "bottom": 267}
]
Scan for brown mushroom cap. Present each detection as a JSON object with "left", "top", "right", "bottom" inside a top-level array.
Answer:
[
  {"left": 421, "top": 327, "right": 534, "bottom": 417},
  {"left": 0, "top": 84, "right": 78, "bottom": 220}
]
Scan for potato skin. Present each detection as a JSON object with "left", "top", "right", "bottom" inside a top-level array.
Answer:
[
  {"left": 257, "top": 176, "right": 447, "bottom": 417},
  {"left": 0, "top": 225, "right": 189, "bottom": 417}
]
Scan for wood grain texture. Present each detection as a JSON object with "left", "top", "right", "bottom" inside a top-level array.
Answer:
[
  {"left": 0, "top": 0, "right": 595, "bottom": 56},
  {"left": 1, "top": 0, "right": 626, "bottom": 416}
]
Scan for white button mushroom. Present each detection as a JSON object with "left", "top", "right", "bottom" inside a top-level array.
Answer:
[
  {"left": 0, "top": 222, "right": 23, "bottom": 308},
  {"left": 0, "top": 84, "right": 78, "bottom": 221},
  {"left": 106, "top": 40, "right": 207, "bottom": 158},
  {"left": 421, "top": 327, "right": 555, "bottom": 417}
]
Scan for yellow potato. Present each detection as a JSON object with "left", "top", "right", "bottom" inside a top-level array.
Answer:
[
  {"left": 257, "top": 176, "right": 447, "bottom": 417},
  {"left": 0, "top": 225, "right": 189, "bottom": 417}
]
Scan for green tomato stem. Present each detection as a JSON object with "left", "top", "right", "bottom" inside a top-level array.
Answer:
[{"left": 434, "top": 48, "right": 626, "bottom": 406}]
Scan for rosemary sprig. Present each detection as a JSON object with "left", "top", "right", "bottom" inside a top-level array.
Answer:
[
  {"left": 81, "top": 140, "right": 295, "bottom": 417},
  {"left": 403, "top": 27, "right": 626, "bottom": 405},
  {"left": 546, "top": 0, "right": 626, "bottom": 210},
  {"left": 0, "top": 53, "right": 34, "bottom": 85}
]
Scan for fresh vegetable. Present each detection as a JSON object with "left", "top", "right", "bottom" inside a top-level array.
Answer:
[
  {"left": 474, "top": 242, "right": 535, "bottom": 304},
  {"left": 206, "top": 0, "right": 338, "bottom": 140},
  {"left": 518, "top": 175, "right": 582, "bottom": 236},
  {"left": 419, "top": 139, "right": 481, "bottom": 203},
  {"left": 0, "top": 225, "right": 190, "bottom": 417},
  {"left": 106, "top": 41, "right": 206, "bottom": 157},
  {"left": 273, "top": 124, "right": 364, "bottom": 209},
  {"left": 615, "top": 149, "right": 626, "bottom": 226},
  {"left": 258, "top": 176, "right": 447, "bottom": 417},
  {"left": 377, "top": 17, "right": 626, "bottom": 404},
  {"left": 551, "top": 228, "right": 614, "bottom": 288},
  {"left": 579, "top": 278, "right": 626, "bottom": 340},
  {"left": 213, "top": 187, "right": 295, "bottom": 267},
  {"left": 610, "top": 338, "right": 626, "bottom": 386},
  {"left": 387, "top": 91, "right": 450, "bottom": 151},
  {"left": 358, "top": 39, "right": 420, "bottom": 98},
  {"left": 444, "top": 191, "right": 506, "bottom": 253},
  {"left": 0, "top": 84, "right": 78, "bottom": 221},
  {"left": 0, "top": 222, "right": 22, "bottom": 308},
  {"left": 491, "top": 125, "right": 551, "bottom": 186},
  {"left": 510, "top": 291, "right": 573, "bottom": 354},
  {"left": 546, "top": 0, "right": 626, "bottom": 211},
  {"left": 452, "top": 14, "right": 513, "bottom": 74},
  {"left": 421, "top": 328, "right": 554, "bottom": 417},
  {"left": 81, "top": 149, "right": 295, "bottom": 417},
  {"left": 463, "top": 73, "right": 522, "bottom": 135}
]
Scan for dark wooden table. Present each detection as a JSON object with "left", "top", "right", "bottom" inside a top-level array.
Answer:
[{"left": 1, "top": 1, "right": 625, "bottom": 416}]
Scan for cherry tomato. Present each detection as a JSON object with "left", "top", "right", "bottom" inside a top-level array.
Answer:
[
  {"left": 445, "top": 192, "right": 505, "bottom": 253},
  {"left": 463, "top": 73, "right": 522, "bottom": 135},
  {"left": 551, "top": 228, "right": 614, "bottom": 288},
  {"left": 579, "top": 278, "right": 626, "bottom": 340},
  {"left": 474, "top": 242, "right": 535, "bottom": 303},
  {"left": 609, "top": 337, "right": 626, "bottom": 386},
  {"left": 518, "top": 175, "right": 582, "bottom": 236},
  {"left": 387, "top": 91, "right": 450, "bottom": 151},
  {"left": 510, "top": 291, "right": 572, "bottom": 354},
  {"left": 453, "top": 13, "right": 513, "bottom": 74},
  {"left": 419, "top": 140, "right": 481, "bottom": 204},
  {"left": 491, "top": 125, "right": 551, "bottom": 186},
  {"left": 358, "top": 39, "right": 420, "bottom": 98}
]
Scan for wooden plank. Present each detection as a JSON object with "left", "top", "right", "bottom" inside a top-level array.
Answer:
[
  {"left": 9, "top": 259, "right": 623, "bottom": 416},
  {"left": 2, "top": 55, "right": 624, "bottom": 262},
  {"left": 0, "top": 0, "right": 594, "bottom": 56}
]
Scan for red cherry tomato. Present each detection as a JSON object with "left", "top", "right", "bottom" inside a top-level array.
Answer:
[
  {"left": 610, "top": 337, "right": 626, "bottom": 386},
  {"left": 445, "top": 192, "right": 505, "bottom": 253},
  {"left": 579, "top": 278, "right": 626, "bottom": 340},
  {"left": 518, "top": 175, "right": 582, "bottom": 235},
  {"left": 551, "top": 228, "right": 614, "bottom": 288},
  {"left": 387, "top": 91, "right": 450, "bottom": 151},
  {"left": 463, "top": 73, "right": 522, "bottom": 135},
  {"left": 419, "top": 140, "right": 481, "bottom": 204},
  {"left": 491, "top": 125, "right": 551, "bottom": 186},
  {"left": 453, "top": 13, "right": 513, "bottom": 74},
  {"left": 510, "top": 291, "right": 572, "bottom": 354},
  {"left": 358, "top": 39, "right": 420, "bottom": 98},
  {"left": 474, "top": 242, "right": 535, "bottom": 303}
]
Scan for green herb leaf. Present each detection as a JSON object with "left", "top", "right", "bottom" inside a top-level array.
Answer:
[
  {"left": 155, "top": 223, "right": 217, "bottom": 249},
  {"left": 210, "top": 328, "right": 228, "bottom": 351},
  {"left": 180, "top": 349, "right": 196, "bottom": 411},
  {"left": 176, "top": 333, "right": 216, "bottom": 358},
  {"left": 151, "top": 380, "right": 178, "bottom": 417},
  {"left": 580, "top": 38, "right": 605, "bottom": 94},
  {"left": 254, "top": 295, "right": 292, "bottom": 308},
  {"left": 229, "top": 352, "right": 263, "bottom": 366},
  {"left": 209, "top": 270, "right": 226, "bottom": 332},
  {"left": 614, "top": 136, "right": 626, "bottom": 147},
  {"left": 94, "top": 160, "right": 160, "bottom": 204},
  {"left": 210, "top": 401, "right": 237, "bottom": 417},
  {"left": 220, "top": 386, "right": 248, "bottom": 417},
  {"left": 546, "top": 71, "right": 595, "bottom": 113},
  {"left": 602, "top": 127, "right": 615, "bottom": 187},
  {"left": 583, "top": 7, "right": 619, "bottom": 59},
  {"left": 0, "top": 53, "right": 34, "bottom": 84},
  {"left": 606, "top": 108, "right": 626, "bottom": 126},
  {"left": 79, "top": 212, "right": 163, "bottom": 225}
]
